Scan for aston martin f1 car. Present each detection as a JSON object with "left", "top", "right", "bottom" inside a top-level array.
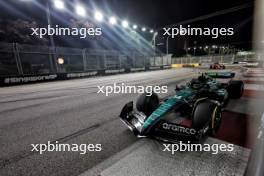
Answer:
[{"left": 120, "top": 72, "right": 244, "bottom": 142}]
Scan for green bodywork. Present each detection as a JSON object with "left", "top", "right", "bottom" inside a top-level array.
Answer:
[
  {"left": 142, "top": 88, "right": 195, "bottom": 132},
  {"left": 206, "top": 72, "right": 234, "bottom": 78},
  {"left": 141, "top": 72, "right": 231, "bottom": 133}
]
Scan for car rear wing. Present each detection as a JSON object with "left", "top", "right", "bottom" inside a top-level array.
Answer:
[{"left": 205, "top": 72, "right": 235, "bottom": 78}]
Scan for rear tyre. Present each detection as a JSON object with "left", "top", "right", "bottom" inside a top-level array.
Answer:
[
  {"left": 136, "top": 93, "right": 159, "bottom": 116},
  {"left": 227, "top": 81, "right": 244, "bottom": 98},
  {"left": 192, "top": 100, "right": 222, "bottom": 135}
]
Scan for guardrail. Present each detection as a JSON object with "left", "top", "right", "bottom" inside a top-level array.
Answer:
[
  {"left": 172, "top": 54, "right": 264, "bottom": 65},
  {"left": 172, "top": 55, "right": 235, "bottom": 64}
]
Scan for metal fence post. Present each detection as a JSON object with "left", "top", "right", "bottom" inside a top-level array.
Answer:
[
  {"left": 231, "top": 54, "right": 235, "bottom": 63},
  {"left": 13, "top": 43, "right": 23, "bottom": 75},
  {"left": 53, "top": 47, "right": 60, "bottom": 73},
  {"left": 49, "top": 46, "right": 56, "bottom": 73},
  {"left": 82, "top": 49, "right": 87, "bottom": 71},
  {"left": 154, "top": 54, "right": 156, "bottom": 66},
  {"left": 119, "top": 52, "right": 122, "bottom": 69},
  {"left": 132, "top": 51, "right": 135, "bottom": 68},
  {"left": 143, "top": 54, "right": 146, "bottom": 68},
  {"left": 103, "top": 51, "right": 106, "bottom": 70}
]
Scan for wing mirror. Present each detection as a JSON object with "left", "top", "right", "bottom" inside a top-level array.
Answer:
[
  {"left": 175, "top": 85, "right": 185, "bottom": 91},
  {"left": 175, "top": 85, "right": 181, "bottom": 91}
]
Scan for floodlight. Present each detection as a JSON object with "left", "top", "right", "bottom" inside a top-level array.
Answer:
[
  {"left": 122, "top": 20, "right": 129, "bottom": 28},
  {"left": 109, "top": 17, "right": 117, "bottom": 25},
  {"left": 75, "top": 5, "right": 86, "bottom": 17},
  {"left": 133, "top": 25, "right": 137, "bottom": 29},
  {"left": 94, "top": 11, "right": 103, "bottom": 22},
  {"left": 54, "top": 0, "right": 65, "bottom": 10}
]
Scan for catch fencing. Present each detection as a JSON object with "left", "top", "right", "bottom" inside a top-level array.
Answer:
[
  {"left": 0, "top": 43, "right": 171, "bottom": 85},
  {"left": 0, "top": 43, "right": 171, "bottom": 76}
]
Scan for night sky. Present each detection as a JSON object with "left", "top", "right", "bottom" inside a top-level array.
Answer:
[{"left": 0, "top": 0, "right": 254, "bottom": 55}]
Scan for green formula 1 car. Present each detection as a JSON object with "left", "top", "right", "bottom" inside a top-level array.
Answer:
[{"left": 120, "top": 72, "right": 244, "bottom": 142}]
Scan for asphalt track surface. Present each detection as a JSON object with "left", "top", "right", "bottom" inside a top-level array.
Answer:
[
  {"left": 0, "top": 68, "right": 200, "bottom": 176},
  {"left": 80, "top": 67, "right": 264, "bottom": 176}
]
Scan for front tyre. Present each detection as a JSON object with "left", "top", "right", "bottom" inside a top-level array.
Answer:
[
  {"left": 210, "top": 105, "right": 222, "bottom": 135},
  {"left": 136, "top": 93, "right": 159, "bottom": 116},
  {"left": 192, "top": 100, "right": 222, "bottom": 136}
]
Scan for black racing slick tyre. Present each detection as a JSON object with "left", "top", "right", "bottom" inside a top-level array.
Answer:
[
  {"left": 136, "top": 93, "right": 159, "bottom": 116},
  {"left": 227, "top": 80, "right": 244, "bottom": 99},
  {"left": 192, "top": 100, "right": 222, "bottom": 135}
]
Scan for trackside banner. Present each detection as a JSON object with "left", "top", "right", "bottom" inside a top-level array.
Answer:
[
  {"left": 1, "top": 74, "right": 58, "bottom": 85},
  {"left": 0, "top": 66, "right": 169, "bottom": 86},
  {"left": 0, "top": 71, "right": 98, "bottom": 86}
]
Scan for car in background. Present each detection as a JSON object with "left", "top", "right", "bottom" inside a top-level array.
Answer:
[{"left": 210, "top": 63, "right": 226, "bottom": 69}]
